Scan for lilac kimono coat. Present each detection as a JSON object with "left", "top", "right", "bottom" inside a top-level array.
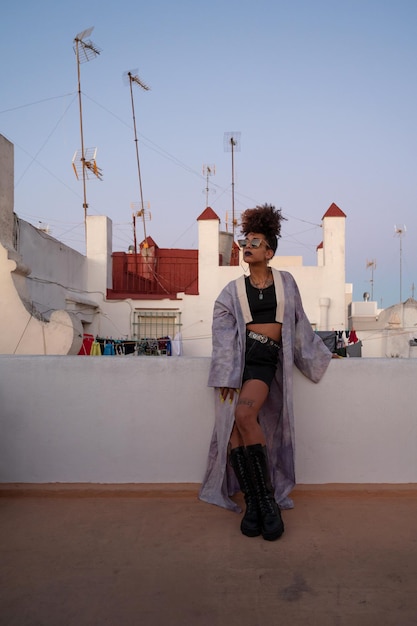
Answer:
[{"left": 199, "top": 269, "right": 332, "bottom": 511}]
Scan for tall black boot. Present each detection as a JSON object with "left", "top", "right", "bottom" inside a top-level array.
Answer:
[
  {"left": 229, "top": 446, "right": 261, "bottom": 537},
  {"left": 246, "top": 444, "right": 284, "bottom": 541}
]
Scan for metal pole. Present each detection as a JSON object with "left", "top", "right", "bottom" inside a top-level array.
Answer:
[
  {"left": 400, "top": 235, "right": 402, "bottom": 302},
  {"left": 133, "top": 213, "right": 137, "bottom": 255},
  {"left": 231, "top": 138, "right": 235, "bottom": 241},
  {"left": 205, "top": 170, "right": 209, "bottom": 207},
  {"left": 129, "top": 75, "right": 147, "bottom": 244},
  {"left": 75, "top": 39, "right": 88, "bottom": 226},
  {"left": 370, "top": 266, "right": 374, "bottom": 300},
  {"left": 132, "top": 213, "right": 138, "bottom": 277}
]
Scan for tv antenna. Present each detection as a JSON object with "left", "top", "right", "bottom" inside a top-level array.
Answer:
[
  {"left": 123, "top": 69, "right": 150, "bottom": 252},
  {"left": 366, "top": 259, "right": 376, "bottom": 300},
  {"left": 202, "top": 164, "right": 216, "bottom": 207},
  {"left": 224, "top": 131, "right": 241, "bottom": 240},
  {"left": 394, "top": 224, "right": 406, "bottom": 303},
  {"left": 73, "top": 27, "right": 102, "bottom": 228},
  {"left": 72, "top": 147, "right": 102, "bottom": 180}
]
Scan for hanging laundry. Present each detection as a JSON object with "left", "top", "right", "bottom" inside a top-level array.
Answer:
[
  {"left": 336, "top": 331, "right": 346, "bottom": 349},
  {"left": 115, "top": 341, "right": 125, "bottom": 356},
  {"left": 79, "top": 333, "right": 95, "bottom": 355},
  {"left": 349, "top": 329, "right": 359, "bottom": 344},
  {"left": 172, "top": 332, "right": 183, "bottom": 356},
  {"left": 103, "top": 341, "right": 115, "bottom": 356},
  {"left": 90, "top": 340, "right": 102, "bottom": 356}
]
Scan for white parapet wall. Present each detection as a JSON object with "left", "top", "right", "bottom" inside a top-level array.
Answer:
[{"left": 0, "top": 356, "right": 416, "bottom": 486}]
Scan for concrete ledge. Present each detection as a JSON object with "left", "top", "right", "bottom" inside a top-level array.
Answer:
[{"left": 1, "top": 356, "right": 417, "bottom": 485}]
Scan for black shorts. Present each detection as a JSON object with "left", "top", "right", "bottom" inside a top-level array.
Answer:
[{"left": 242, "top": 330, "right": 280, "bottom": 388}]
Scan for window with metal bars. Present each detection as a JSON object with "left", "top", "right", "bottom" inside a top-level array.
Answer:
[{"left": 132, "top": 309, "right": 181, "bottom": 354}]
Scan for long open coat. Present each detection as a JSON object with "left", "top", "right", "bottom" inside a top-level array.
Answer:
[{"left": 199, "top": 269, "right": 332, "bottom": 511}]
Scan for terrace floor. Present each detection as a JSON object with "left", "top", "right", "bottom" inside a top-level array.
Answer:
[{"left": 1, "top": 484, "right": 417, "bottom": 626}]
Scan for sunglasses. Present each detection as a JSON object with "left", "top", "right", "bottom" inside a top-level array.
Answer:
[{"left": 238, "top": 238, "right": 270, "bottom": 249}]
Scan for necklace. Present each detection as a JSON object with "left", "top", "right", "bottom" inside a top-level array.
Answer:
[{"left": 249, "top": 271, "right": 273, "bottom": 300}]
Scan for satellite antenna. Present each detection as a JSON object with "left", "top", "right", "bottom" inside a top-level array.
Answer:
[
  {"left": 123, "top": 69, "right": 150, "bottom": 252},
  {"left": 394, "top": 224, "right": 406, "bottom": 302},
  {"left": 202, "top": 164, "right": 216, "bottom": 207},
  {"left": 224, "top": 131, "right": 241, "bottom": 240},
  {"left": 366, "top": 259, "right": 376, "bottom": 300},
  {"left": 73, "top": 27, "right": 102, "bottom": 227}
]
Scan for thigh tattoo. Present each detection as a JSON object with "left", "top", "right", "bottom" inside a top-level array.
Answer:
[{"left": 237, "top": 397, "right": 255, "bottom": 408}]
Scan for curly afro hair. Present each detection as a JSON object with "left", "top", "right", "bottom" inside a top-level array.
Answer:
[{"left": 240, "top": 203, "right": 286, "bottom": 253}]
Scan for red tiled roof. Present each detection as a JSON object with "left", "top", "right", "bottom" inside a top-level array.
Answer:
[
  {"left": 322, "top": 203, "right": 347, "bottom": 219},
  {"left": 197, "top": 207, "right": 220, "bottom": 221},
  {"left": 317, "top": 241, "right": 323, "bottom": 250}
]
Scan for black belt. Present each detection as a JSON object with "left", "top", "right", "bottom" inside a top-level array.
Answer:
[{"left": 247, "top": 330, "right": 280, "bottom": 349}]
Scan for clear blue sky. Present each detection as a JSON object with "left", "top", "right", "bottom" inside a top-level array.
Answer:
[{"left": 1, "top": 0, "right": 416, "bottom": 309}]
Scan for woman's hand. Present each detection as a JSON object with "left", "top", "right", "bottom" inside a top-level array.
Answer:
[{"left": 219, "top": 387, "right": 240, "bottom": 403}]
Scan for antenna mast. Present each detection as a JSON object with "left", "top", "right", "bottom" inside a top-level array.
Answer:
[
  {"left": 202, "top": 164, "right": 216, "bottom": 207},
  {"left": 73, "top": 27, "right": 102, "bottom": 230},
  {"left": 123, "top": 69, "right": 150, "bottom": 252},
  {"left": 366, "top": 259, "right": 377, "bottom": 300},
  {"left": 394, "top": 224, "right": 406, "bottom": 303},
  {"left": 224, "top": 131, "right": 241, "bottom": 241}
]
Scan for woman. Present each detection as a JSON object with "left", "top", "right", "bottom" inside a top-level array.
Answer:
[{"left": 199, "top": 204, "right": 332, "bottom": 541}]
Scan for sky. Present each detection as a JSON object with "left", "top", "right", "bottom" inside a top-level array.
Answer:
[{"left": 1, "top": 0, "right": 416, "bottom": 309}]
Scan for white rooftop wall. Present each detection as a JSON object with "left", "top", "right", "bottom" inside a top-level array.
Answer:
[{"left": 0, "top": 356, "right": 416, "bottom": 485}]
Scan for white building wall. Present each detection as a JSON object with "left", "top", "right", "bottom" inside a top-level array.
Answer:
[
  {"left": 0, "top": 356, "right": 416, "bottom": 485},
  {"left": 1, "top": 209, "right": 351, "bottom": 355},
  {"left": 0, "top": 241, "right": 84, "bottom": 354},
  {"left": 350, "top": 300, "right": 417, "bottom": 358},
  {"left": 0, "top": 135, "right": 14, "bottom": 252},
  {"left": 17, "top": 220, "right": 87, "bottom": 318},
  {"left": 321, "top": 213, "right": 347, "bottom": 328},
  {"left": 91, "top": 219, "right": 325, "bottom": 356},
  {"left": 86, "top": 215, "right": 113, "bottom": 293}
]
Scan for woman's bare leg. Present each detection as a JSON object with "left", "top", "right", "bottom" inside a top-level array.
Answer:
[
  {"left": 229, "top": 423, "right": 244, "bottom": 449},
  {"left": 234, "top": 379, "right": 269, "bottom": 446}
]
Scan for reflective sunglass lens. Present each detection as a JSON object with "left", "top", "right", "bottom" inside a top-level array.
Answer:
[{"left": 238, "top": 238, "right": 262, "bottom": 248}]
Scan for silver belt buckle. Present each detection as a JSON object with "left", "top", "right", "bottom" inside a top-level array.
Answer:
[{"left": 251, "top": 331, "right": 267, "bottom": 344}]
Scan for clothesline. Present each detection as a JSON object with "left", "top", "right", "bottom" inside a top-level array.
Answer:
[
  {"left": 316, "top": 330, "right": 361, "bottom": 357},
  {"left": 79, "top": 335, "right": 172, "bottom": 356},
  {"left": 78, "top": 334, "right": 184, "bottom": 356}
]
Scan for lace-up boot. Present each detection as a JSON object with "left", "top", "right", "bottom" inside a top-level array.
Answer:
[
  {"left": 229, "top": 446, "right": 261, "bottom": 537},
  {"left": 246, "top": 443, "right": 284, "bottom": 541}
]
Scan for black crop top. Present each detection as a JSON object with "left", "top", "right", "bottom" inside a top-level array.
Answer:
[{"left": 245, "top": 276, "right": 277, "bottom": 323}]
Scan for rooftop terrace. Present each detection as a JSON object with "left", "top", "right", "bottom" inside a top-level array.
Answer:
[
  {"left": 1, "top": 355, "right": 417, "bottom": 624},
  {"left": 1, "top": 484, "right": 417, "bottom": 626}
]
